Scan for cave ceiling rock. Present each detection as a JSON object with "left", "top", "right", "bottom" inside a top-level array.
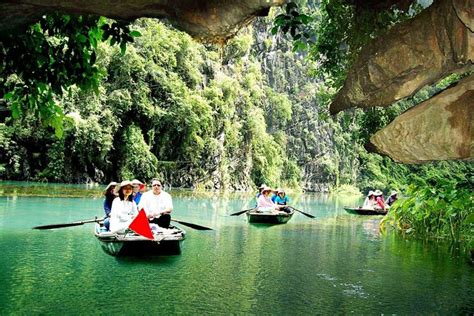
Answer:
[
  {"left": 369, "top": 74, "right": 473, "bottom": 164},
  {"left": 0, "top": 0, "right": 286, "bottom": 43},
  {"left": 329, "top": 0, "right": 473, "bottom": 162},
  {"left": 330, "top": 0, "right": 473, "bottom": 113}
]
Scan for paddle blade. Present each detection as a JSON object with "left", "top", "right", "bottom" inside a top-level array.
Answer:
[
  {"left": 299, "top": 211, "right": 315, "bottom": 219},
  {"left": 229, "top": 208, "right": 254, "bottom": 216},
  {"left": 129, "top": 209, "right": 154, "bottom": 240},
  {"left": 291, "top": 207, "right": 316, "bottom": 219},
  {"left": 33, "top": 218, "right": 100, "bottom": 230},
  {"left": 33, "top": 222, "right": 85, "bottom": 230},
  {"left": 172, "top": 219, "right": 213, "bottom": 230}
]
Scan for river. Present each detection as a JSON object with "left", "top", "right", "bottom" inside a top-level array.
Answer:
[{"left": 0, "top": 182, "right": 472, "bottom": 314}]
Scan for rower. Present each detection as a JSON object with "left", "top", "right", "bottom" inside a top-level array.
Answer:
[
  {"left": 385, "top": 191, "right": 398, "bottom": 207},
  {"left": 103, "top": 181, "right": 117, "bottom": 231},
  {"left": 274, "top": 188, "right": 291, "bottom": 213},
  {"left": 256, "top": 184, "right": 267, "bottom": 199}
]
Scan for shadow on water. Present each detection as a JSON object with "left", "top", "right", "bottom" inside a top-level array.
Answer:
[
  {"left": 114, "top": 255, "right": 182, "bottom": 265},
  {"left": 248, "top": 222, "right": 289, "bottom": 229}
]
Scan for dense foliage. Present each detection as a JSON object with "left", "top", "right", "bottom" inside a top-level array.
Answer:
[
  {"left": 0, "top": 19, "right": 300, "bottom": 190},
  {"left": 0, "top": 14, "right": 138, "bottom": 136}
]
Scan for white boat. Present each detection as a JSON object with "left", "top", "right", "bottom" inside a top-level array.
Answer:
[{"left": 94, "top": 223, "right": 186, "bottom": 256}]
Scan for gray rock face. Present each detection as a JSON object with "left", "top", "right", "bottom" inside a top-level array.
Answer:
[
  {"left": 0, "top": 0, "right": 285, "bottom": 43},
  {"left": 370, "top": 74, "right": 473, "bottom": 163},
  {"left": 249, "top": 18, "right": 336, "bottom": 192}
]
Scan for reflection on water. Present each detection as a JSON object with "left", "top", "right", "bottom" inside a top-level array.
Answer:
[
  {"left": 362, "top": 219, "right": 381, "bottom": 239},
  {"left": 0, "top": 183, "right": 472, "bottom": 314}
]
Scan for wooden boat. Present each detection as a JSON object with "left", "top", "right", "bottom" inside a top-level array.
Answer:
[
  {"left": 344, "top": 207, "right": 388, "bottom": 215},
  {"left": 246, "top": 208, "right": 295, "bottom": 224},
  {"left": 94, "top": 223, "right": 186, "bottom": 256}
]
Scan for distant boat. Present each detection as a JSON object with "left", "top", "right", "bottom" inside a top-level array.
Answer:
[
  {"left": 246, "top": 208, "right": 295, "bottom": 224},
  {"left": 94, "top": 223, "right": 186, "bottom": 256},
  {"left": 344, "top": 207, "right": 388, "bottom": 216}
]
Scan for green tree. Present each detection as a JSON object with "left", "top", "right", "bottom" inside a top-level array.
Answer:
[{"left": 1, "top": 14, "right": 138, "bottom": 136}]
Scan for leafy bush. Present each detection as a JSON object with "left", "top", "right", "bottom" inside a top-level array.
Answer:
[
  {"left": 1, "top": 15, "right": 139, "bottom": 135},
  {"left": 382, "top": 162, "right": 474, "bottom": 243}
]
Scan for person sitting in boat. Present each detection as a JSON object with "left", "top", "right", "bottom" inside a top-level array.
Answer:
[
  {"left": 363, "top": 191, "right": 376, "bottom": 209},
  {"left": 374, "top": 190, "right": 386, "bottom": 210},
  {"left": 256, "top": 184, "right": 267, "bottom": 199},
  {"left": 103, "top": 181, "right": 118, "bottom": 231},
  {"left": 138, "top": 179, "right": 173, "bottom": 228},
  {"left": 139, "top": 183, "right": 147, "bottom": 200},
  {"left": 257, "top": 186, "right": 281, "bottom": 213},
  {"left": 271, "top": 189, "right": 278, "bottom": 203},
  {"left": 385, "top": 191, "right": 398, "bottom": 207},
  {"left": 274, "top": 188, "right": 291, "bottom": 213},
  {"left": 109, "top": 180, "right": 138, "bottom": 233},
  {"left": 131, "top": 179, "right": 144, "bottom": 204},
  {"left": 255, "top": 184, "right": 267, "bottom": 207}
]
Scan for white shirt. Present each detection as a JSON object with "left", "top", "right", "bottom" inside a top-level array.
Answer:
[
  {"left": 363, "top": 197, "right": 375, "bottom": 209},
  {"left": 138, "top": 190, "right": 173, "bottom": 218},
  {"left": 109, "top": 197, "right": 138, "bottom": 233}
]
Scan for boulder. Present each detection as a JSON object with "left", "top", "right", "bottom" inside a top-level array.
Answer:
[
  {"left": 330, "top": 0, "right": 473, "bottom": 113},
  {"left": 369, "top": 74, "right": 473, "bottom": 163}
]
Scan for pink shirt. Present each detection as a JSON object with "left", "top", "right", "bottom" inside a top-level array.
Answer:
[
  {"left": 376, "top": 196, "right": 385, "bottom": 209},
  {"left": 257, "top": 194, "right": 275, "bottom": 208}
]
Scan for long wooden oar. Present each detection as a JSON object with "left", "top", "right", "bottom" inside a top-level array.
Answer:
[
  {"left": 289, "top": 206, "right": 315, "bottom": 219},
  {"left": 171, "top": 219, "right": 213, "bottom": 231},
  {"left": 230, "top": 208, "right": 255, "bottom": 216},
  {"left": 33, "top": 218, "right": 100, "bottom": 230}
]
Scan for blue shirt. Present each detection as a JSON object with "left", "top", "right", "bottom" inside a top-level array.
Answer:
[
  {"left": 103, "top": 199, "right": 112, "bottom": 217},
  {"left": 134, "top": 192, "right": 143, "bottom": 205},
  {"left": 274, "top": 195, "right": 289, "bottom": 205},
  {"left": 271, "top": 194, "right": 277, "bottom": 203}
]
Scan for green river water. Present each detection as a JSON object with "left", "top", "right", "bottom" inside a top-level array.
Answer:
[{"left": 0, "top": 182, "right": 472, "bottom": 314}]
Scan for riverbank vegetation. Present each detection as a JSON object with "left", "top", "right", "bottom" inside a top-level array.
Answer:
[
  {"left": 381, "top": 163, "right": 473, "bottom": 247},
  {"left": 1, "top": 19, "right": 300, "bottom": 190}
]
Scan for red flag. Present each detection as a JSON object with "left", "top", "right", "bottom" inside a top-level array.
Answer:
[{"left": 129, "top": 209, "right": 154, "bottom": 240}]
